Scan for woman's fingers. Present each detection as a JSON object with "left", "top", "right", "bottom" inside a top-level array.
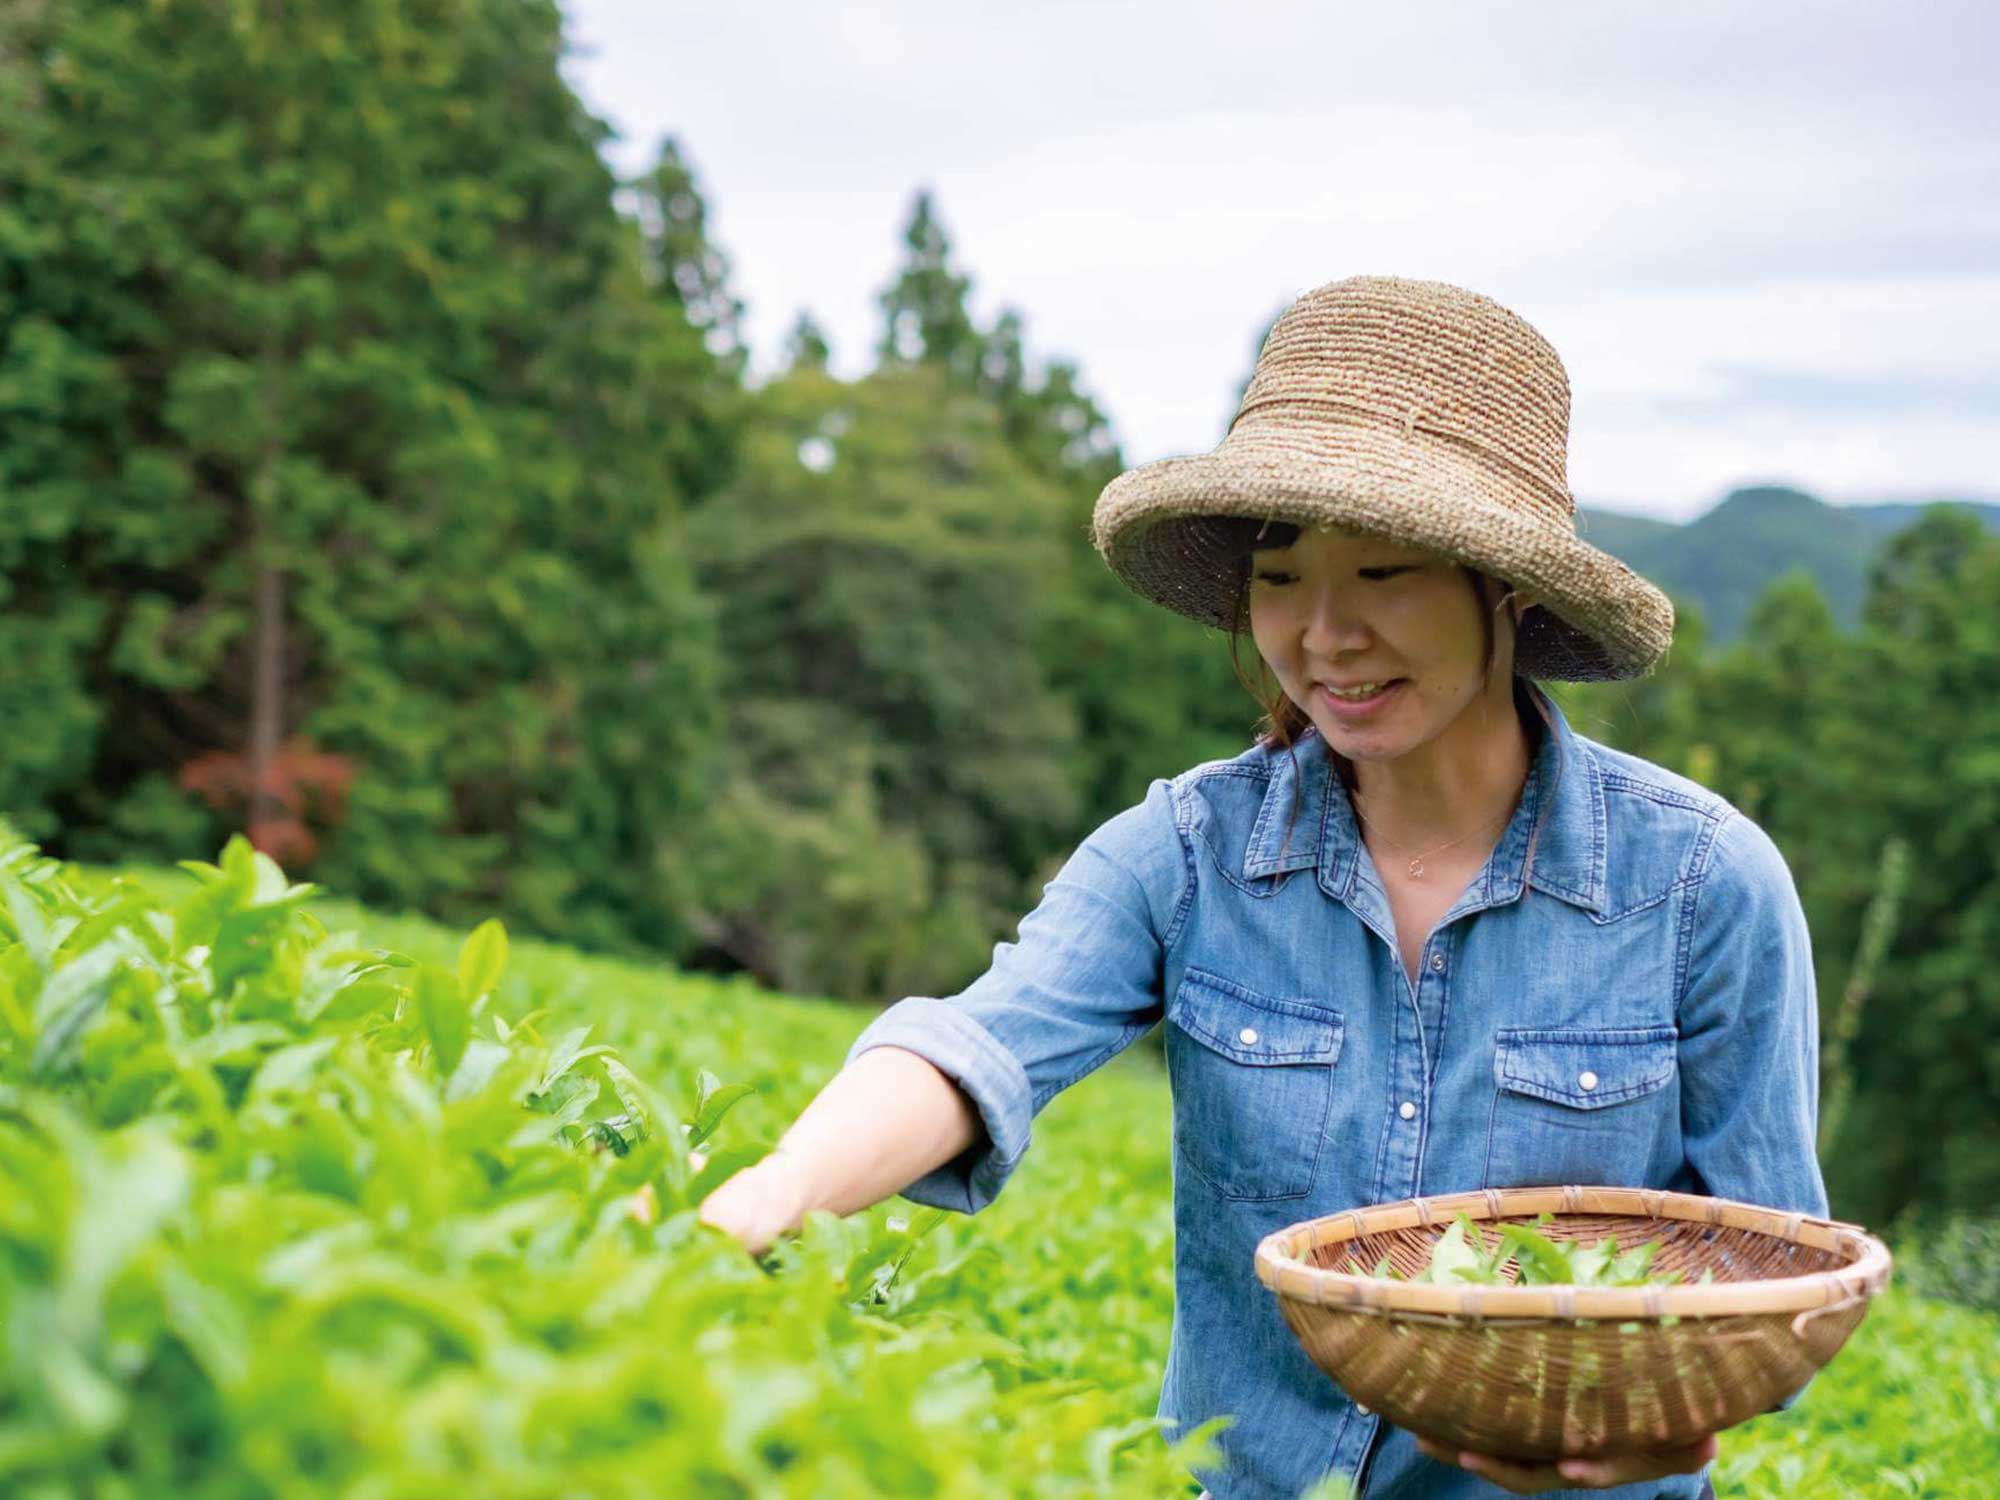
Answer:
[
  {"left": 1459, "top": 1450, "right": 1568, "bottom": 1493},
  {"left": 1415, "top": 1432, "right": 1721, "bottom": 1493},
  {"left": 1557, "top": 1431, "right": 1720, "bottom": 1487},
  {"left": 1412, "top": 1438, "right": 1565, "bottom": 1494},
  {"left": 696, "top": 1153, "right": 811, "bottom": 1256}
]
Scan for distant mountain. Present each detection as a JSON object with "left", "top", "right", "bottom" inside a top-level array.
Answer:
[
  {"left": 1573, "top": 487, "right": 2000, "bottom": 642},
  {"left": 1573, "top": 508, "right": 1679, "bottom": 557},
  {"left": 1842, "top": 499, "right": 2000, "bottom": 537}
]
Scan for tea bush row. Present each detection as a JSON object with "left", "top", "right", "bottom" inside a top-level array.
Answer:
[{"left": 3, "top": 832, "right": 1992, "bottom": 1497}]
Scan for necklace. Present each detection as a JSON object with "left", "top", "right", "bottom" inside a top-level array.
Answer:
[{"left": 1350, "top": 798, "right": 1516, "bottom": 881}]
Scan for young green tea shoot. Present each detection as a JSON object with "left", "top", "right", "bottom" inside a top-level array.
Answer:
[{"left": 1344, "top": 1211, "right": 1719, "bottom": 1289}]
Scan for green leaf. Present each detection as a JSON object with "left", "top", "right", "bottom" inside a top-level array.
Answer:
[
  {"left": 536, "top": 1025, "right": 594, "bottom": 1091},
  {"left": 31, "top": 932, "right": 151, "bottom": 1075},
  {"left": 160, "top": 1261, "right": 250, "bottom": 1392},
  {"left": 248, "top": 1037, "right": 340, "bottom": 1098},
  {"left": 1418, "top": 1217, "right": 1481, "bottom": 1283},
  {"left": 184, "top": 1021, "right": 291, "bottom": 1069},
  {"left": 1411, "top": 1214, "right": 1514, "bottom": 1284},
  {"left": 1569, "top": 1235, "right": 1617, "bottom": 1286},
  {"left": 0, "top": 872, "right": 53, "bottom": 971},
  {"left": 599, "top": 1054, "right": 655, "bottom": 1133},
  {"left": 694, "top": 1066, "right": 722, "bottom": 1115},
  {"left": 457, "top": 918, "right": 507, "bottom": 1003},
  {"left": 1495, "top": 1221, "right": 1580, "bottom": 1285},
  {"left": 687, "top": 1081, "right": 756, "bottom": 1148},
  {"left": 415, "top": 964, "right": 472, "bottom": 1077},
  {"left": 444, "top": 1038, "right": 512, "bottom": 1104},
  {"left": 1609, "top": 1239, "right": 1662, "bottom": 1282}
]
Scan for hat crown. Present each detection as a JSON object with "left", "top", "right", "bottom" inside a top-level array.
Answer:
[{"left": 1232, "top": 276, "right": 1574, "bottom": 519}]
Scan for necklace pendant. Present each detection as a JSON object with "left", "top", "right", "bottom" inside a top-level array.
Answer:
[{"left": 1408, "top": 857, "right": 1425, "bottom": 880}]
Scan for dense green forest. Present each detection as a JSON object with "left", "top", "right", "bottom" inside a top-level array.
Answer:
[{"left": 2, "top": 0, "right": 1994, "bottom": 1244}]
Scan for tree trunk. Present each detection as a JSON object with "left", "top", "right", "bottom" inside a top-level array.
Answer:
[{"left": 248, "top": 545, "right": 285, "bottom": 838}]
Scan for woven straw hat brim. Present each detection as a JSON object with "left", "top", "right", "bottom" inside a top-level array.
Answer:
[{"left": 1091, "top": 423, "right": 1676, "bottom": 682}]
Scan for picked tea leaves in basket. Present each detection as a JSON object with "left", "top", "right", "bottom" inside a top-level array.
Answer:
[
  {"left": 1349, "top": 1209, "right": 1717, "bottom": 1303},
  {"left": 1255, "top": 1185, "right": 1891, "bottom": 1462}
]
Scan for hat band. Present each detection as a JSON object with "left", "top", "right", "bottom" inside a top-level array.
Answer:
[{"left": 1225, "top": 395, "right": 1576, "bottom": 531}]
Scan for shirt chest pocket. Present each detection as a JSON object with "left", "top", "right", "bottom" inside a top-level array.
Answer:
[
  {"left": 1482, "top": 1026, "right": 1678, "bottom": 1191},
  {"left": 1164, "top": 968, "right": 1344, "bottom": 1201}
]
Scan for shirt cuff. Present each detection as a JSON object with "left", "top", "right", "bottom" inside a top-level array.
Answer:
[{"left": 843, "top": 996, "right": 1034, "bottom": 1215}]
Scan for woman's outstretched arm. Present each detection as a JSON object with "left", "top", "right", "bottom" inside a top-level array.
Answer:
[
  {"left": 700, "top": 773, "right": 1190, "bottom": 1251},
  {"left": 698, "top": 1044, "right": 980, "bottom": 1256}
]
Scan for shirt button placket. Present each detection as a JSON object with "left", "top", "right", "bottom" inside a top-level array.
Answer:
[{"left": 1385, "top": 943, "right": 1434, "bottom": 1202}]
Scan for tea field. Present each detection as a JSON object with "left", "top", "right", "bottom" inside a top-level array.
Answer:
[{"left": 2, "top": 834, "right": 1993, "bottom": 1498}]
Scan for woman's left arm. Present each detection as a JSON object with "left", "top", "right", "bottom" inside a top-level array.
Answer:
[
  {"left": 1676, "top": 810, "right": 1831, "bottom": 1220},
  {"left": 1676, "top": 809, "right": 1832, "bottom": 1416}
]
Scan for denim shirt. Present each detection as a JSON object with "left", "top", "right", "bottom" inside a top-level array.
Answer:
[{"left": 844, "top": 689, "right": 1829, "bottom": 1500}]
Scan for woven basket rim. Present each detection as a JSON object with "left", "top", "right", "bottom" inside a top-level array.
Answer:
[{"left": 1254, "top": 1184, "right": 1893, "bottom": 1322}]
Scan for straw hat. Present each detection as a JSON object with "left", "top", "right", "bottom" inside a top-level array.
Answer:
[{"left": 1089, "top": 275, "right": 1676, "bottom": 681}]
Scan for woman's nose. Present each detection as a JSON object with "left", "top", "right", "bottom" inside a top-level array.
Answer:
[{"left": 1298, "top": 585, "right": 1371, "bottom": 652}]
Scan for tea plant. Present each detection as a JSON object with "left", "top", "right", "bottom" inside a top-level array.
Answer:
[
  {"left": 1, "top": 828, "right": 1991, "bottom": 1498},
  {"left": 0, "top": 831, "right": 1218, "bottom": 1497}
]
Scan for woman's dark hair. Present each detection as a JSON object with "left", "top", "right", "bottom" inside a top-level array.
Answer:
[{"left": 1214, "top": 517, "right": 1557, "bottom": 859}]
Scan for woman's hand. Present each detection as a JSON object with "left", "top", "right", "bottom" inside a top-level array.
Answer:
[
  {"left": 696, "top": 1149, "right": 814, "bottom": 1257},
  {"left": 1413, "top": 1432, "right": 1719, "bottom": 1493}
]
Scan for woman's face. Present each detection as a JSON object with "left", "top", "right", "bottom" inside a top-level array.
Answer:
[{"left": 1246, "top": 525, "right": 1520, "bottom": 764}]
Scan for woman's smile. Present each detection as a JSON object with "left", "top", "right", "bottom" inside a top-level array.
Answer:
[{"left": 1315, "top": 679, "right": 1407, "bottom": 719}]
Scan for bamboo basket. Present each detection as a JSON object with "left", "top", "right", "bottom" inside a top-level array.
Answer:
[{"left": 1253, "top": 1184, "right": 1891, "bottom": 1462}]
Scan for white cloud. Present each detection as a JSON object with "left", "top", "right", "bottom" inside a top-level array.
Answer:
[{"left": 558, "top": 0, "right": 1999, "bottom": 521}]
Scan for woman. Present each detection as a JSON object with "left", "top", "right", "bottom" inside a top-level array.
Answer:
[{"left": 699, "top": 276, "right": 1828, "bottom": 1499}]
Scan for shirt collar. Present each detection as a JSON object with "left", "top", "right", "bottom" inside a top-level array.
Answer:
[{"left": 1240, "top": 685, "right": 1609, "bottom": 916}]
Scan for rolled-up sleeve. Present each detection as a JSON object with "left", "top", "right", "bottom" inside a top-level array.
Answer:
[
  {"left": 843, "top": 774, "right": 1193, "bottom": 1214},
  {"left": 1678, "top": 810, "right": 1832, "bottom": 1412}
]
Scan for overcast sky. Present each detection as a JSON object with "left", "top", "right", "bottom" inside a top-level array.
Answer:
[{"left": 558, "top": 1, "right": 1996, "bottom": 522}]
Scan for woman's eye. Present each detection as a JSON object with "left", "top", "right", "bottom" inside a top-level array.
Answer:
[{"left": 1253, "top": 564, "right": 1417, "bottom": 586}]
